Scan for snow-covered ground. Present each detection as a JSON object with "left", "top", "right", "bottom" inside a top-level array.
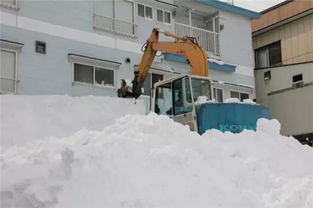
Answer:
[{"left": 1, "top": 95, "right": 312, "bottom": 208}]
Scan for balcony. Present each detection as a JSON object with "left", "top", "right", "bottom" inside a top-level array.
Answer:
[
  {"left": 94, "top": 14, "right": 137, "bottom": 37},
  {"left": 174, "top": 22, "right": 220, "bottom": 56}
]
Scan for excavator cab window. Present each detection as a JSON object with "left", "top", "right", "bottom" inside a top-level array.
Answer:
[
  {"left": 154, "top": 82, "right": 172, "bottom": 115},
  {"left": 191, "top": 78, "right": 212, "bottom": 101},
  {"left": 172, "top": 77, "right": 193, "bottom": 115}
]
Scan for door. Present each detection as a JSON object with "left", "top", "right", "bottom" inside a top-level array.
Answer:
[{"left": 172, "top": 76, "right": 197, "bottom": 131}]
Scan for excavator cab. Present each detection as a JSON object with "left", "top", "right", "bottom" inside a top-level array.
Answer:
[{"left": 151, "top": 75, "right": 212, "bottom": 131}]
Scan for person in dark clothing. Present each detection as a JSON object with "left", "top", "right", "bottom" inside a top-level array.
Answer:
[{"left": 117, "top": 79, "right": 132, "bottom": 98}]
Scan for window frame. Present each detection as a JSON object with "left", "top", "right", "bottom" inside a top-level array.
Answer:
[
  {"left": 72, "top": 61, "right": 115, "bottom": 89},
  {"left": 292, "top": 74, "right": 303, "bottom": 84},
  {"left": 35, "top": 41, "right": 47, "bottom": 54},
  {"left": 255, "top": 41, "right": 282, "bottom": 69},
  {"left": 137, "top": 3, "right": 153, "bottom": 20},
  {"left": 93, "top": 0, "right": 136, "bottom": 37},
  {"left": 213, "top": 87, "right": 223, "bottom": 103},
  {"left": 156, "top": 8, "right": 172, "bottom": 24},
  {"left": 142, "top": 72, "right": 164, "bottom": 97},
  {"left": 0, "top": 48, "right": 18, "bottom": 94},
  {"left": 230, "top": 90, "right": 250, "bottom": 102}
]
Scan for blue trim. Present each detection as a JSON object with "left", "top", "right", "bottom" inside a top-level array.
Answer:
[
  {"left": 209, "top": 61, "right": 236, "bottom": 72},
  {"left": 194, "top": 0, "right": 261, "bottom": 19},
  {"left": 163, "top": 53, "right": 236, "bottom": 72}
]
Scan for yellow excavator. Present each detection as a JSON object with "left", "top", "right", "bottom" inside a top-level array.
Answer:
[
  {"left": 118, "top": 28, "right": 271, "bottom": 133},
  {"left": 117, "top": 28, "right": 209, "bottom": 99}
]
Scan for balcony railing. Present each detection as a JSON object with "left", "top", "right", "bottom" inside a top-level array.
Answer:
[
  {"left": 94, "top": 14, "right": 137, "bottom": 37},
  {"left": 174, "top": 22, "right": 220, "bottom": 56}
]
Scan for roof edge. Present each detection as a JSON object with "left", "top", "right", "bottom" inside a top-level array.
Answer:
[{"left": 194, "top": 0, "right": 261, "bottom": 19}]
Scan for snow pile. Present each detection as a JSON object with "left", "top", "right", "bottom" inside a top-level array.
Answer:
[
  {"left": 1, "top": 105, "right": 313, "bottom": 208},
  {"left": 0, "top": 95, "right": 145, "bottom": 149},
  {"left": 224, "top": 98, "right": 257, "bottom": 105}
]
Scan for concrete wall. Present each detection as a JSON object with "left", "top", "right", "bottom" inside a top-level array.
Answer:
[{"left": 254, "top": 62, "right": 313, "bottom": 136}]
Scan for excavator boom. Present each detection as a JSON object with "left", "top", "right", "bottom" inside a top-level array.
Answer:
[{"left": 118, "top": 28, "right": 209, "bottom": 98}]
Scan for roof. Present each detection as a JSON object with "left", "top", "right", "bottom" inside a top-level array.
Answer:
[
  {"left": 252, "top": 0, "right": 313, "bottom": 33},
  {"left": 260, "top": 0, "right": 293, "bottom": 14},
  {"left": 195, "top": 0, "right": 261, "bottom": 19}
]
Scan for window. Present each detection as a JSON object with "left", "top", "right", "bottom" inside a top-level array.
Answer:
[
  {"left": 0, "top": 49, "right": 16, "bottom": 93},
  {"left": 157, "top": 9, "right": 171, "bottom": 24},
  {"left": 143, "top": 73, "right": 163, "bottom": 96},
  {"left": 94, "top": 0, "right": 136, "bottom": 36},
  {"left": 191, "top": 78, "right": 212, "bottom": 101},
  {"left": 292, "top": 74, "right": 303, "bottom": 85},
  {"left": 264, "top": 71, "right": 271, "bottom": 80},
  {"left": 155, "top": 82, "right": 172, "bottom": 115},
  {"left": 173, "top": 77, "right": 193, "bottom": 115},
  {"left": 255, "top": 41, "right": 282, "bottom": 68},
  {"left": 35, "top": 41, "right": 46, "bottom": 54},
  {"left": 230, "top": 91, "right": 249, "bottom": 102},
  {"left": 213, "top": 88, "right": 223, "bottom": 103},
  {"left": 138, "top": 4, "right": 144, "bottom": 17},
  {"left": 0, "top": 0, "right": 18, "bottom": 8},
  {"left": 137, "top": 4, "right": 153, "bottom": 19},
  {"left": 230, "top": 91, "right": 239, "bottom": 99},
  {"left": 73, "top": 63, "right": 114, "bottom": 87}
]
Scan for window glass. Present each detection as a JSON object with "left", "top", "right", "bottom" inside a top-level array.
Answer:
[
  {"left": 0, "top": 49, "right": 16, "bottom": 92},
  {"left": 230, "top": 91, "right": 240, "bottom": 99},
  {"left": 74, "top": 63, "right": 93, "bottom": 84},
  {"left": 164, "top": 11, "right": 171, "bottom": 23},
  {"left": 155, "top": 83, "right": 172, "bottom": 115},
  {"left": 173, "top": 77, "right": 193, "bottom": 115},
  {"left": 255, "top": 41, "right": 281, "bottom": 68},
  {"left": 213, "top": 88, "right": 223, "bottom": 103},
  {"left": 95, "top": 67, "right": 114, "bottom": 86},
  {"left": 138, "top": 4, "right": 144, "bottom": 17},
  {"left": 293, "top": 74, "right": 303, "bottom": 83},
  {"left": 191, "top": 78, "right": 211, "bottom": 101},
  {"left": 255, "top": 47, "right": 268, "bottom": 68},
  {"left": 268, "top": 41, "right": 282, "bottom": 66},
  {"left": 240, "top": 93, "right": 249, "bottom": 101},
  {"left": 157, "top": 9, "right": 163, "bottom": 22},
  {"left": 145, "top": 6, "right": 153, "bottom": 19},
  {"left": 152, "top": 73, "right": 163, "bottom": 87},
  {"left": 142, "top": 73, "right": 151, "bottom": 96},
  {"left": 264, "top": 71, "right": 271, "bottom": 80}
]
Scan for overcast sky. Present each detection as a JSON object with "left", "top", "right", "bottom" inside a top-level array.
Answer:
[{"left": 220, "top": 0, "right": 286, "bottom": 12}]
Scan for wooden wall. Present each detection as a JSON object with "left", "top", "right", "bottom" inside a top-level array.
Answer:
[
  {"left": 252, "top": 0, "right": 313, "bottom": 32},
  {"left": 253, "top": 13, "right": 313, "bottom": 64}
]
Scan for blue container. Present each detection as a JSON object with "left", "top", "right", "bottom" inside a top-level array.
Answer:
[{"left": 197, "top": 103, "right": 271, "bottom": 134}]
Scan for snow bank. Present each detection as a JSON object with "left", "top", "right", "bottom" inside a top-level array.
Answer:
[
  {"left": 1, "top": 107, "right": 313, "bottom": 208},
  {"left": 0, "top": 95, "right": 145, "bottom": 149}
]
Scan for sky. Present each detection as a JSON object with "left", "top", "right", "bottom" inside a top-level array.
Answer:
[{"left": 219, "top": 0, "right": 287, "bottom": 12}]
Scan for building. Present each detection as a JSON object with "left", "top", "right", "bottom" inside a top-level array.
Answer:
[
  {"left": 1, "top": 0, "right": 259, "bottom": 105},
  {"left": 252, "top": 0, "right": 313, "bottom": 145}
]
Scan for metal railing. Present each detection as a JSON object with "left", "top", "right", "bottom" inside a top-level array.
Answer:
[
  {"left": 174, "top": 22, "right": 220, "bottom": 56},
  {"left": 94, "top": 14, "right": 137, "bottom": 37}
]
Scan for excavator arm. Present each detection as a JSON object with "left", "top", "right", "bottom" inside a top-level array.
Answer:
[{"left": 118, "top": 28, "right": 209, "bottom": 99}]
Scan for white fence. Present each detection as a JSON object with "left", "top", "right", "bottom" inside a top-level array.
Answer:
[
  {"left": 94, "top": 14, "right": 137, "bottom": 37},
  {"left": 174, "top": 22, "right": 220, "bottom": 56}
]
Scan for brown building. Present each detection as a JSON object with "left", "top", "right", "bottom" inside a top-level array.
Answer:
[{"left": 252, "top": 0, "right": 313, "bottom": 145}]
